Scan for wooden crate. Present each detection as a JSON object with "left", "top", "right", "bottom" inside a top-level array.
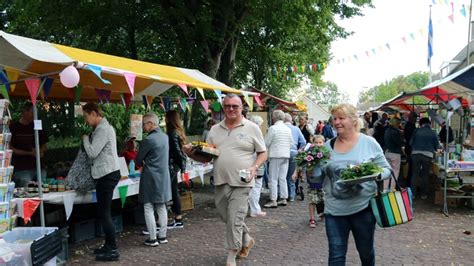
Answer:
[{"left": 180, "top": 191, "right": 194, "bottom": 211}]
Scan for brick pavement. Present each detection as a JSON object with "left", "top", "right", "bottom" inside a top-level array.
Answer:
[{"left": 69, "top": 185, "right": 474, "bottom": 265}]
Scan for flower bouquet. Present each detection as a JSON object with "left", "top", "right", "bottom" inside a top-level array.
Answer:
[{"left": 295, "top": 145, "right": 331, "bottom": 171}]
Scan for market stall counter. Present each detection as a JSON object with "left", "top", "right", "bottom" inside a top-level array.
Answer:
[{"left": 13, "top": 162, "right": 213, "bottom": 223}]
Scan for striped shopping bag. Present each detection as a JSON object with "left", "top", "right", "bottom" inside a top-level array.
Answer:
[{"left": 370, "top": 171, "right": 413, "bottom": 228}]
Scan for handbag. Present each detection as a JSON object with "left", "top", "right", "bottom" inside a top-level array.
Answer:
[
  {"left": 65, "top": 149, "right": 96, "bottom": 193},
  {"left": 370, "top": 171, "right": 413, "bottom": 228}
]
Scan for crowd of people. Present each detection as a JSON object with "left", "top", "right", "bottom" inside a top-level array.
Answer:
[{"left": 10, "top": 97, "right": 452, "bottom": 265}]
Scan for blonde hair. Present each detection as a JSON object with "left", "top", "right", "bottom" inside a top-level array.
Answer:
[
  {"left": 313, "top": 134, "right": 325, "bottom": 142},
  {"left": 330, "top": 103, "right": 360, "bottom": 132}
]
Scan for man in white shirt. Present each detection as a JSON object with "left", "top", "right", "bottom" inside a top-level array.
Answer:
[{"left": 264, "top": 110, "right": 294, "bottom": 208}]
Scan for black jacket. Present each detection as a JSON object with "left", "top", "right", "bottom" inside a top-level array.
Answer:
[{"left": 168, "top": 130, "right": 187, "bottom": 172}]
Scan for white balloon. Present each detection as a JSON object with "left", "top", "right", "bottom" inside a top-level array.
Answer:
[{"left": 59, "top": 66, "right": 80, "bottom": 88}]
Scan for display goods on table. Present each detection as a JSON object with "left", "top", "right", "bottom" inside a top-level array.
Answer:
[
  {"left": 337, "top": 162, "right": 383, "bottom": 185},
  {"left": 191, "top": 141, "right": 219, "bottom": 157},
  {"left": 0, "top": 100, "right": 17, "bottom": 234}
]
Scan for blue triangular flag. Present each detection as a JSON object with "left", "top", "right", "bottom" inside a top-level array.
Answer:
[
  {"left": 214, "top": 90, "right": 222, "bottom": 103},
  {"left": 86, "top": 64, "right": 111, "bottom": 84},
  {"left": 0, "top": 71, "right": 10, "bottom": 92},
  {"left": 42, "top": 77, "right": 54, "bottom": 98}
]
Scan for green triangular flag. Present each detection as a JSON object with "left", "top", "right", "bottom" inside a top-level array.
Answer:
[
  {"left": 74, "top": 85, "right": 83, "bottom": 104},
  {"left": 118, "top": 185, "right": 128, "bottom": 207},
  {"left": 0, "top": 84, "right": 10, "bottom": 102}
]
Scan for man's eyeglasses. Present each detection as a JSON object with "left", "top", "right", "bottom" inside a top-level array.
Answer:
[
  {"left": 142, "top": 121, "right": 151, "bottom": 126},
  {"left": 223, "top": 104, "right": 242, "bottom": 110}
]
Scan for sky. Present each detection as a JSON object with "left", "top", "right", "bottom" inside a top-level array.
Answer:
[{"left": 323, "top": 0, "right": 471, "bottom": 105}]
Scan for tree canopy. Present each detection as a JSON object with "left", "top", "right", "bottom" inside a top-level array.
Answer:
[
  {"left": 357, "top": 71, "right": 430, "bottom": 105},
  {"left": 1, "top": 0, "right": 372, "bottom": 101}
]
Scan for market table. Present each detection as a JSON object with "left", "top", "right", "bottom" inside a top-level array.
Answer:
[
  {"left": 13, "top": 162, "right": 213, "bottom": 222},
  {"left": 436, "top": 161, "right": 474, "bottom": 215}
]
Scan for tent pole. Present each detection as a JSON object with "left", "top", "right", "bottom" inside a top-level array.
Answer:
[{"left": 33, "top": 104, "right": 45, "bottom": 227}]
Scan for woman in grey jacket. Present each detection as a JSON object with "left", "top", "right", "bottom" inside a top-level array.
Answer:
[{"left": 82, "top": 102, "right": 121, "bottom": 262}]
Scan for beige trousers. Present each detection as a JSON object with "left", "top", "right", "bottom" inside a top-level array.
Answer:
[{"left": 215, "top": 184, "right": 251, "bottom": 250}]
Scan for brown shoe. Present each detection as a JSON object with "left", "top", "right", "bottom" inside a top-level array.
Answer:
[{"left": 236, "top": 237, "right": 255, "bottom": 259}]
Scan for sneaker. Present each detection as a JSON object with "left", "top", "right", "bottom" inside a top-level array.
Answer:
[
  {"left": 421, "top": 195, "right": 428, "bottom": 200},
  {"left": 309, "top": 219, "right": 316, "bottom": 228},
  {"left": 263, "top": 201, "right": 277, "bottom": 208},
  {"left": 277, "top": 199, "right": 287, "bottom": 206},
  {"left": 142, "top": 226, "right": 160, "bottom": 235},
  {"left": 288, "top": 198, "right": 295, "bottom": 202},
  {"left": 95, "top": 250, "right": 120, "bottom": 261},
  {"left": 167, "top": 220, "right": 184, "bottom": 229},
  {"left": 158, "top": 237, "right": 168, "bottom": 244},
  {"left": 144, "top": 238, "right": 159, "bottom": 247},
  {"left": 249, "top": 211, "right": 266, "bottom": 218}
]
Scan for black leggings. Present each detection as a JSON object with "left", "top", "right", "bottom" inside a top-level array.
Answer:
[
  {"left": 96, "top": 170, "right": 120, "bottom": 249},
  {"left": 170, "top": 165, "right": 182, "bottom": 216}
]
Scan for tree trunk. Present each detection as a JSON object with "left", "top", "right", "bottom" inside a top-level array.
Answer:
[{"left": 217, "top": 36, "right": 239, "bottom": 86}]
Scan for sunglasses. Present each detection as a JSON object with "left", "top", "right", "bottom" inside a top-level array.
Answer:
[{"left": 223, "top": 104, "right": 242, "bottom": 110}]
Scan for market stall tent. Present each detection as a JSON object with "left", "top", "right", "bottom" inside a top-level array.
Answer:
[{"left": 0, "top": 30, "right": 251, "bottom": 101}]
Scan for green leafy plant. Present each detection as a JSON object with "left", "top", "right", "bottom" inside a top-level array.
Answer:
[{"left": 339, "top": 162, "right": 383, "bottom": 181}]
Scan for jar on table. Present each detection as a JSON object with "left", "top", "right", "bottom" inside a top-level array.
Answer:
[
  {"left": 57, "top": 179, "right": 66, "bottom": 192},
  {"left": 42, "top": 183, "right": 49, "bottom": 193},
  {"left": 50, "top": 180, "right": 57, "bottom": 192}
]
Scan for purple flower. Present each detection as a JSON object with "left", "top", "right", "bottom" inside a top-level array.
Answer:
[
  {"left": 316, "top": 152, "right": 323, "bottom": 159},
  {"left": 306, "top": 155, "right": 314, "bottom": 161}
]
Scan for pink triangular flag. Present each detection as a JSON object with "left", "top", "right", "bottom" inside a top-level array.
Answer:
[
  {"left": 123, "top": 72, "right": 136, "bottom": 95},
  {"left": 25, "top": 78, "right": 40, "bottom": 105},
  {"left": 254, "top": 95, "right": 263, "bottom": 107},
  {"left": 178, "top": 83, "right": 188, "bottom": 95},
  {"left": 200, "top": 100, "right": 209, "bottom": 113}
]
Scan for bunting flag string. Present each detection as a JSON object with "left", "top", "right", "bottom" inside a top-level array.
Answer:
[
  {"left": 332, "top": 3, "right": 468, "bottom": 65},
  {"left": 0, "top": 70, "right": 10, "bottom": 92},
  {"left": 85, "top": 64, "right": 111, "bottom": 85},
  {"left": 178, "top": 83, "right": 189, "bottom": 95},
  {"left": 4, "top": 67, "right": 19, "bottom": 92},
  {"left": 25, "top": 78, "right": 40, "bottom": 105},
  {"left": 196, "top": 87, "right": 205, "bottom": 100},
  {"left": 163, "top": 96, "right": 171, "bottom": 111},
  {"left": 200, "top": 100, "right": 209, "bottom": 113},
  {"left": 123, "top": 72, "right": 136, "bottom": 95},
  {"left": 241, "top": 91, "right": 251, "bottom": 107},
  {"left": 0, "top": 84, "right": 9, "bottom": 101},
  {"left": 254, "top": 95, "right": 263, "bottom": 107},
  {"left": 214, "top": 90, "right": 222, "bottom": 103}
]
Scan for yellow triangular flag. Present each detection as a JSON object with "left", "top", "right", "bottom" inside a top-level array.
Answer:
[
  {"left": 241, "top": 91, "right": 250, "bottom": 107},
  {"left": 4, "top": 67, "right": 19, "bottom": 92},
  {"left": 196, "top": 87, "right": 205, "bottom": 100},
  {"left": 248, "top": 96, "right": 254, "bottom": 111}
]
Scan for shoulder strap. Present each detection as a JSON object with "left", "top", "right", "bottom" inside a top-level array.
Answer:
[{"left": 330, "top": 137, "right": 336, "bottom": 149}]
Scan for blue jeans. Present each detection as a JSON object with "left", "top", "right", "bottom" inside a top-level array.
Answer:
[
  {"left": 325, "top": 207, "right": 376, "bottom": 266},
  {"left": 13, "top": 169, "right": 47, "bottom": 188},
  {"left": 286, "top": 156, "right": 296, "bottom": 200}
]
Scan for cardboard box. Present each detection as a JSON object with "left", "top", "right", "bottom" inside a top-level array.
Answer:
[
  {"left": 434, "top": 190, "right": 465, "bottom": 207},
  {"left": 180, "top": 191, "right": 194, "bottom": 211}
]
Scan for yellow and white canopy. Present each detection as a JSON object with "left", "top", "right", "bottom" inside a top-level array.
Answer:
[{"left": 0, "top": 30, "right": 249, "bottom": 102}]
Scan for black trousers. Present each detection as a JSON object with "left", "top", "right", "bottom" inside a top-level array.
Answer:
[
  {"left": 170, "top": 165, "right": 182, "bottom": 216},
  {"left": 96, "top": 170, "right": 120, "bottom": 249}
]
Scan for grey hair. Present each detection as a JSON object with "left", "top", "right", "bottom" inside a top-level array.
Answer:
[
  {"left": 284, "top": 113, "right": 293, "bottom": 123},
  {"left": 272, "top": 110, "right": 285, "bottom": 121},
  {"left": 249, "top": 115, "right": 263, "bottom": 126},
  {"left": 143, "top": 113, "right": 159, "bottom": 126},
  {"left": 224, "top": 93, "right": 240, "bottom": 101}
]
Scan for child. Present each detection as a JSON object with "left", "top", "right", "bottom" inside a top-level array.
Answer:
[{"left": 307, "top": 135, "right": 325, "bottom": 228}]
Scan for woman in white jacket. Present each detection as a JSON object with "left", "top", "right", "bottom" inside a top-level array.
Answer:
[
  {"left": 248, "top": 115, "right": 267, "bottom": 217},
  {"left": 263, "top": 110, "right": 294, "bottom": 208}
]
